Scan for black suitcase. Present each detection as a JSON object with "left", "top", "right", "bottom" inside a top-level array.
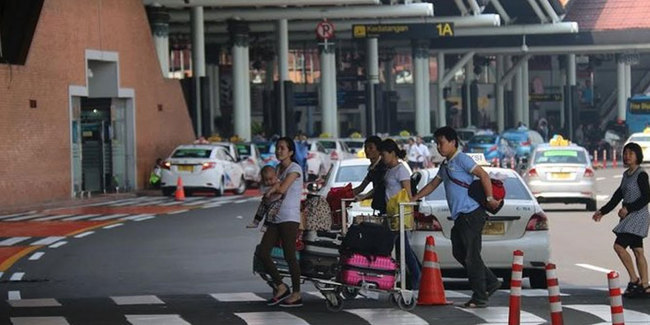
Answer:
[{"left": 300, "top": 251, "right": 339, "bottom": 279}]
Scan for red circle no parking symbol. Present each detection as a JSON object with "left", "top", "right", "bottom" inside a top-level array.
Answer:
[{"left": 316, "top": 20, "right": 335, "bottom": 40}]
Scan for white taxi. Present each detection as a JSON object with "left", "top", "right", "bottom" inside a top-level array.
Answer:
[
  {"left": 411, "top": 157, "right": 550, "bottom": 288},
  {"left": 624, "top": 128, "right": 650, "bottom": 163},
  {"left": 160, "top": 144, "right": 246, "bottom": 196},
  {"left": 522, "top": 136, "right": 596, "bottom": 211}
]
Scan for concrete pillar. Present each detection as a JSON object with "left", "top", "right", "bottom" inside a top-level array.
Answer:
[
  {"left": 367, "top": 38, "right": 379, "bottom": 136},
  {"left": 625, "top": 62, "right": 632, "bottom": 98},
  {"left": 147, "top": 6, "right": 170, "bottom": 77},
  {"left": 320, "top": 42, "right": 338, "bottom": 137},
  {"left": 191, "top": 7, "right": 206, "bottom": 136},
  {"left": 413, "top": 41, "right": 431, "bottom": 136},
  {"left": 437, "top": 52, "right": 446, "bottom": 128},
  {"left": 229, "top": 20, "right": 252, "bottom": 141},
  {"left": 617, "top": 56, "right": 627, "bottom": 121},
  {"left": 464, "top": 58, "right": 473, "bottom": 127},
  {"left": 513, "top": 64, "right": 523, "bottom": 127},
  {"left": 567, "top": 53, "right": 576, "bottom": 139},
  {"left": 277, "top": 19, "right": 289, "bottom": 136},
  {"left": 522, "top": 58, "right": 530, "bottom": 127},
  {"left": 496, "top": 55, "right": 505, "bottom": 132}
]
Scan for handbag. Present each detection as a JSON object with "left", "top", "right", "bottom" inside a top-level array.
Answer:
[
  {"left": 386, "top": 188, "right": 414, "bottom": 231},
  {"left": 444, "top": 167, "right": 505, "bottom": 214}
]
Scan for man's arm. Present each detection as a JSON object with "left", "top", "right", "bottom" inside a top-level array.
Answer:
[
  {"left": 412, "top": 176, "right": 442, "bottom": 201},
  {"left": 353, "top": 177, "right": 371, "bottom": 196},
  {"left": 471, "top": 165, "right": 502, "bottom": 209}
]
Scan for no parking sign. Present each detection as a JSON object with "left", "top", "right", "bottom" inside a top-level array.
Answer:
[{"left": 316, "top": 20, "right": 335, "bottom": 40}]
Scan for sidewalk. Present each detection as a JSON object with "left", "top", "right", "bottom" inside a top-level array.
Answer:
[{"left": 0, "top": 190, "right": 161, "bottom": 216}]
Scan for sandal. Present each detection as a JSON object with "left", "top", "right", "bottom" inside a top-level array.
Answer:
[
  {"left": 462, "top": 300, "right": 487, "bottom": 308},
  {"left": 267, "top": 284, "right": 290, "bottom": 306},
  {"left": 623, "top": 280, "right": 642, "bottom": 298}
]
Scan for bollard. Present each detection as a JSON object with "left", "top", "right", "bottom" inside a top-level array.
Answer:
[
  {"left": 613, "top": 149, "right": 618, "bottom": 168},
  {"left": 602, "top": 149, "right": 608, "bottom": 169},
  {"left": 593, "top": 150, "right": 599, "bottom": 168},
  {"left": 546, "top": 263, "right": 564, "bottom": 325},
  {"left": 508, "top": 250, "right": 524, "bottom": 325},
  {"left": 608, "top": 271, "right": 625, "bottom": 325}
]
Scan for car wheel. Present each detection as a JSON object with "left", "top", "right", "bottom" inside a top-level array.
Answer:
[
  {"left": 162, "top": 188, "right": 175, "bottom": 197},
  {"left": 235, "top": 176, "right": 246, "bottom": 195},
  {"left": 529, "top": 269, "right": 547, "bottom": 289},
  {"left": 586, "top": 199, "right": 597, "bottom": 211},
  {"left": 216, "top": 178, "right": 225, "bottom": 197}
]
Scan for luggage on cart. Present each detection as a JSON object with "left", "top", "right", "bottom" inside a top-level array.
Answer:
[
  {"left": 302, "top": 230, "right": 342, "bottom": 253},
  {"left": 300, "top": 230, "right": 341, "bottom": 279},
  {"left": 253, "top": 245, "right": 300, "bottom": 274},
  {"left": 339, "top": 253, "right": 398, "bottom": 290},
  {"left": 303, "top": 196, "right": 332, "bottom": 231},
  {"left": 340, "top": 222, "right": 395, "bottom": 257}
]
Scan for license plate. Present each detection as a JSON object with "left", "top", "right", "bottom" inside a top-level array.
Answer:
[
  {"left": 482, "top": 221, "right": 505, "bottom": 235},
  {"left": 551, "top": 172, "right": 571, "bottom": 179},
  {"left": 177, "top": 165, "right": 193, "bottom": 172}
]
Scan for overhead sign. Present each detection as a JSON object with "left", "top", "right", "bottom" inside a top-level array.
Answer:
[
  {"left": 352, "top": 23, "right": 454, "bottom": 39},
  {"left": 529, "top": 93, "right": 562, "bottom": 102},
  {"left": 629, "top": 97, "right": 650, "bottom": 115},
  {"left": 316, "top": 20, "right": 335, "bottom": 40}
]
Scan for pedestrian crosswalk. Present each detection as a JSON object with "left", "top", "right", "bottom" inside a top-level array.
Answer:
[{"left": 3, "top": 290, "right": 650, "bottom": 324}]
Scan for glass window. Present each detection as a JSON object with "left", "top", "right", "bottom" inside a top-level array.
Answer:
[
  {"left": 256, "top": 142, "right": 272, "bottom": 154},
  {"left": 470, "top": 135, "right": 497, "bottom": 145},
  {"left": 534, "top": 149, "right": 587, "bottom": 164},
  {"left": 236, "top": 144, "right": 252, "bottom": 157},
  {"left": 345, "top": 141, "right": 364, "bottom": 150},
  {"left": 335, "top": 166, "right": 369, "bottom": 183},
  {"left": 172, "top": 148, "right": 212, "bottom": 158},
  {"left": 630, "top": 136, "right": 650, "bottom": 142}
]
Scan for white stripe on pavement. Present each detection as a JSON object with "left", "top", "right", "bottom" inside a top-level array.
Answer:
[
  {"left": 8, "top": 298, "right": 62, "bottom": 307},
  {"left": 0, "top": 237, "right": 31, "bottom": 246},
  {"left": 10, "top": 272, "right": 25, "bottom": 281},
  {"left": 49, "top": 241, "right": 67, "bottom": 248},
  {"left": 31, "top": 237, "right": 65, "bottom": 246},
  {"left": 90, "top": 214, "right": 129, "bottom": 221},
  {"left": 0, "top": 212, "right": 34, "bottom": 220},
  {"left": 235, "top": 312, "right": 309, "bottom": 325},
  {"left": 575, "top": 263, "right": 613, "bottom": 273},
  {"left": 200, "top": 202, "right": 223, "bottom": 208},
  {"left": 566, "top": 304, "right": 650, "bottom": 322},
  {"left": 166, "top": 209, "right": 189, "bottom": 215},
  {"left": 120, "top": 214, "right": 154, "bottom": 221},
  {"left": 103, "top": 223, "right": 123, "bottom": 229},
  {"left": 444, "top": 290, "right": 471, "bottom": 298},
  {"left": 29, "top": 252, "right": 45, "bottom": 261},
  {"left": 614, "top": 175, "right": 623, "bottom": 178},
  {"left": 5, "top": 214, "right": 45, "bottom": 221},
  {"left": 596, "top": 177, "right": 606, "bottom": 181},
  {"left": 62, "top": 214, "right": 100, "bottom": 221},
  {"left": 182, "top": 199, "right": 213, "bottom": 206},
  {"left": 10, "top": 317, "right": 69, "bottom": 325},
  {"left": 346, "top": 308, "right": 428, "bottom": 325},
  {"left": 134, "top": 216, "right": 156, "bottom": 222},
  {"left": 125, "top": 315, "right": 190, "bottom": 325},
  {"left": 211, "top": 293, "right": 266, "bottom": 302},
  {"left": 458, "top": 306, "right": 546, "bottom": 324},
  {"left": 31, "top": 214, "right": 74, "bottom": 221},
  {"left": 8, "top": 290, "right": 21, "bottom": 300},
  {"left": 73, "top": 231, "right": 94, "bottom": 238},
  {"left": 111, "top": 295, "right": 165, "bottom": 305}
]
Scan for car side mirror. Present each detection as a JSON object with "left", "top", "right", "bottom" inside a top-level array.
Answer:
[{"left": 307, "top": 182, "right": 322, "bottom": 192}]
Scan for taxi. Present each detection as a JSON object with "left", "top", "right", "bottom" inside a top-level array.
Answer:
[
  {"left": 411, "top": 153, "right": 550, "bottom": 288},
  {"left": 522, "top": 136, "right": 597, "bottom": 211},
  {"left": 160, "top": 144, "right": 246, "bottom": 196},
  {"left": 624, "top": 128, "right": 650, "bottom": 163}
]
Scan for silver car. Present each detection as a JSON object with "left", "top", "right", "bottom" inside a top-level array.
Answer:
[
  {"left": 411, "top": 166, "right": 550, "bottom": 288},
  {"left": 523, "top": 143, "right": 597, "bottom": 211}
]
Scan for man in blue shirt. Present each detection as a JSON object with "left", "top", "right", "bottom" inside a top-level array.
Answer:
[{"left": 412, "top": 126, "right": 502, "bottom": 308}]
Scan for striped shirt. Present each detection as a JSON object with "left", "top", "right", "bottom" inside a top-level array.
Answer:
[{"left": 600, "top": 167, "right": 650, "bottom": 237}]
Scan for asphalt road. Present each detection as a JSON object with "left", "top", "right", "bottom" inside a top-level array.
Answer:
[{"left": 1, "top": 167, "right": 649, "bottom": 324}]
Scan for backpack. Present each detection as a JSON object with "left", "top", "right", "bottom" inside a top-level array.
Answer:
[
  {"left": 340, "top": 222, "right": 395, "bottom": 257},
  {"left": 303, "top": 196, "right": 332, "bottom": 231}
]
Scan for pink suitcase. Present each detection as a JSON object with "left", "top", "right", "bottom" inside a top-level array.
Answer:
[{"left": 339, "top": 253, "right": 398, "bottom": 290}]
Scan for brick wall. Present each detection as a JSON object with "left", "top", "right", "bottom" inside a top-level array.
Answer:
[{"left": 0, "top": 0, "right": 195, "bottom": 208}]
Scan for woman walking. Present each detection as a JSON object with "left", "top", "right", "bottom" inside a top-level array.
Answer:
[
  {"left": 257, "top": 137, "right": 304, "bottom": 307},
  {"left": 593, "top": 142, "right": 650, "bottom": 298}
]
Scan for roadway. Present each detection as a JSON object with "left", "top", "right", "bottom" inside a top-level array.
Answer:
[{"left": 0, "top": 166, "right": 649, "bottom": 324}]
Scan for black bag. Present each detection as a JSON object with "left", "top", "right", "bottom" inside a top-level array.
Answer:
[
  {"left": 300, "top": 251, "right": 339, "bottom": 279},
  {"left": 340, "top": 222, "right": 395, "bottom": 257}
]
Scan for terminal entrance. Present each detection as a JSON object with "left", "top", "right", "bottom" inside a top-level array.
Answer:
[{"left": 80, "top": 98, "right": 113, "bottom": 193}]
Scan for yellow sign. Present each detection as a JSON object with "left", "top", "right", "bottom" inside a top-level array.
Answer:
[
  {"left": 549, "top": 135, "right": 570, "bottom": 146},
  {"left": 353, "top": 25, "right": 366, "bottom": 38},
  {"left": 436, "top": 23, "right": 454, "bottom": 37}
]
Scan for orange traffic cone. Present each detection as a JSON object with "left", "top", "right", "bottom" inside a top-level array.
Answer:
[
  {"left": 175, "top": 177, "right": 185, "bottom": 201},
  {"left": 417, "top": 236, "right": 451, "bottom": 305}
]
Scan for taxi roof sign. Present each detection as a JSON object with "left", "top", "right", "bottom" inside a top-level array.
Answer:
[
  {"left": 466, "top": 153, "right": 491, "bottom": 166},
  {"left": 643, "top": 127, "right": 650, "bottom": 134},
  {"left": 549, "top": 135, "right": 570, "bottom": 146}
]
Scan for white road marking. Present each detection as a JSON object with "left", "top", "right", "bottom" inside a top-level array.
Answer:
[
  {"left": 166, "top": 209, "right": 189, "bottom": 215},
  {"left": 29, "top": 252, "right": 45, "bottom": 261},
  {"left": 10, "top": 317, "right": 69, "bottom": 325},
  {"left": 0, "top": 237, "right": 31, "bottom": 246},
  {"left": 444, "top": 290, "right": 471, "bottom": 298},
  {"left": 614, "top": 175, "right": 623, "bottom": 178},
  {"left": 8, "top": 298, "right": 61, "bottom": 307},
  {"left": 566, "top": 304, "right": 650, "bottom": 322},
  {"left": 111, "top": 295, "right": 165, "bottom": 305},
  {"left": 458, "top": 306, "right": 546, "bottom": 324},
  {"left": 103, "top": 223, "right": 123, "bottom": 229},
  {"left": 121, "top": 214, "right": 154, "bottom": 220},
  {"left": 575, "top": 263, "right": 613, "bottom": 273},
  {"left": 235, "top": 312, "right": 309, "bottom": 325},
  {"left": 159, "top": 201, "right": 185, "bottom": 206},
  {"left": 236, "top": 215, "right": 243, "bottom": 219},
  {"left": 211, "top": 293, "right": 266, "bottom": 302},
  {"left": 5, "top": 214, "right": 45, "bottom": 221},
  {"left": 182, "top": 199, "right": 213, "bottom": 206},
  {"left": 10, "top": 272, "right": 25, "bottom": 281},
  {"left": 0, "top": 212, "right": 33, "bottom": 220},
  {"left": 62, "top": 214, "right": 101, "bottom": 221},
  {"left": 8, "top": 290, "right": 21, "bottom": 300},
  {"left": 233, "top": 198, "right": 252, "bottom": 204},
  {"left": 596, "top": 177, "right": 606, "bottom": 181},
  {"left": 90, "top": 213, "right": 129, "bottom": 221},
  {"left": 73, "top": 231, "right": 95, "bottom": 238},
  {"left": 134, "top": 215, "right": 156, "bottom": 222},
  {"left": 49, "top": 241, "right": 67, "bottom": 248},
  {"left": 31, "top": 214, "right": 74, "bottom": 221},
  {"left": 346, "top": 308, "right": 428, "bottom": 325},
  {"left": 495, "top": 289, "right": 569, "bottom": 297},
  {"left": 125, "top": 315, "right": 190, "bottom": 325},
  {"left": 200, "top": 202, "right": 223, "bottom": 208},
  {"left": 31, "top": 237, "right": 65, "bottom": 246}
]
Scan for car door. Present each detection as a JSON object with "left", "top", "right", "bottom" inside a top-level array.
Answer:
[{"left": 223, "top": 150, "right": 241, "bottom": 189}]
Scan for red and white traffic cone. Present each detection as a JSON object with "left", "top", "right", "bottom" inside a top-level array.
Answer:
[
  {"left": 602, "top": 149, "right": 608, "bottom": 169},
  {"left": 508, "top": 250, "right": 524, "bottom": 325},
  {"left": 608, "top": 271, "right": 625, "bottom": 325},
  {"left": 593, "top": 150, "right": 599, "bottom": 168},
  {"left": 613, "top": 149, "right": 618, "bottom": 168},
  {"left": 546, "top": 263, "right": 564, "bottom": 325}
]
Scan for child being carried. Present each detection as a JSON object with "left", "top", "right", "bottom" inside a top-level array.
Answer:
[{"left": 247, "top": 165, "right": 284, "bottom": 228}]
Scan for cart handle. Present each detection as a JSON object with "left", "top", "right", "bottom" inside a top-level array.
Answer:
[{"left": 340, "top": 198, "right": 356, "bottom": 236}]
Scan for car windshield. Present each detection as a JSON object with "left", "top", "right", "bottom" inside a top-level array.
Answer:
[
  {"left": 457, "top": 131, "right": 475, "bottom": 142},
  {"left": 255, "top": 142, "right": 272, "bottom": 154},
  {"left": 319, "top": 141, "right": 336, "bottom": 152},
  {"left": 630, "top": 136, "right": 650, "bottom": 142},
  {"left": 236, "top": 144, "right": 251, "bottom": 157},
  {"left": 172, "top": 148, "right": 212, "bottom": 158},
  {"left": 426, "top": 176, "right": 531, "bottom": 201},
  {"left": 335, "top": 165, "right": 369, "bottom": 183},
  {"left": 345, "top": 141, "right": 364, "bottom": 149},
  {"left": 470, "top": 135, "right": 497, "bottom": 145},
  {"left": 502, "top": 132, "right": 526, "bottom": 143},
  {"left": 534, "top": 149, "right": 587, "bottom": 164}
]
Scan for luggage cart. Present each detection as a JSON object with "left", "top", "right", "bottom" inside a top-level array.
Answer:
[{"left": 253, "top": 199, "right": 417, "bottom": 312}]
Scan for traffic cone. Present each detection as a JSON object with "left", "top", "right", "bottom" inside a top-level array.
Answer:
[
  {"left": 175, "top": 177, "right": 185, "bottom": 201},
  {"left": 417, "top": 236, "right": 451, "bottom": 305}
]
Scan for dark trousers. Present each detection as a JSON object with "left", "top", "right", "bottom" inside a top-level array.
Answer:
[
  {"left": 258, "top": 222, "right": 301, "bottom": 292},
  {"left": 451, "top": 208, "right": 499, "bottom": 303}
]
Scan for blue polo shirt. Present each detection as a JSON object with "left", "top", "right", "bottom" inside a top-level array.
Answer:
[{"left": 434, "top": 150, "right": 480, "bottom": 220}]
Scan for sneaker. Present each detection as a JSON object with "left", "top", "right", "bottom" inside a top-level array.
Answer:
[
  {"left": 267, "top": 289, "right": 290, "bottom": 306},
  {"left": 279, "top": 298, "right": 303, "bottom": 308}
]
